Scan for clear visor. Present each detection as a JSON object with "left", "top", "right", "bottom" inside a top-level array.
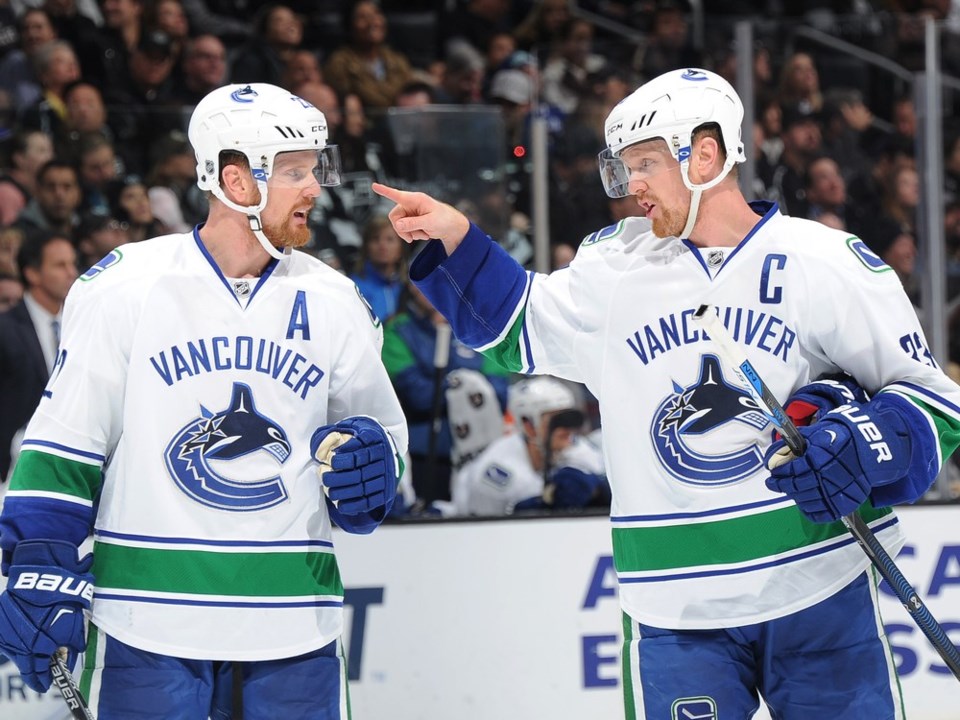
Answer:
[
  {"left": 314, "top": 144, "right": 342, "bottom": 187},
  {"left": 597, "top": 147, "right": 631, "bottom": 199}
]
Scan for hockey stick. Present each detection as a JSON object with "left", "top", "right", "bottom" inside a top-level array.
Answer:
[
  {"left": 50, "top": 650, "right": 95, "bottom": 719},
  {"left": 693, "top": 303, "right": 960, "bottom": 681}
]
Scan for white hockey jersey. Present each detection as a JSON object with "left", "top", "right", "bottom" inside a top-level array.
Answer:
[
  {"left": 5, "top": 231, "right": 408, "bottom": 660},
  {"left": 414, "top": 204, "right": 960, "bottom": 629}
]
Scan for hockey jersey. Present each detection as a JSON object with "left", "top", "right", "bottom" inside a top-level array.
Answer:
[
  {"left": 1, "top": 230, "right": 408, "bottom": 660},
  {"left": 411, "top": 202, "right": 960, "bottom": 629}
]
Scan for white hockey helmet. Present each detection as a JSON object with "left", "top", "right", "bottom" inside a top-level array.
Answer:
[
  {"left": 188, "top": 83, "right": 342, "bottom": 259},
  {"left": 598, "top": 68, "right": 745, "bottom": 237},
  {"left": 508, "top": 377, "right": 579, "bottom": 435}
]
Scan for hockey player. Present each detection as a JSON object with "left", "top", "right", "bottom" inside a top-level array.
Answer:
[
  {"left": 453, "top": 376, "right": 606, "bottom": 516},
  {"left": 373, "top": 68, "right": 960, "bottom": 718},
  {"left": 0, "top": 83, "right": 408, "bottom": 719}
]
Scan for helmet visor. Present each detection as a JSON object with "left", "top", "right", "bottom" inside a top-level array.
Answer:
[
  {"left": 314, "top": 145, "right": 342, "bottom": 187},
  {"left": 598, "top": 147, "right": 630, "bottom": 199}
]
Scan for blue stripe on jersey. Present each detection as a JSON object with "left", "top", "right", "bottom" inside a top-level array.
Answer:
[
  {"left": 94, "top": 593, "right": 343, "bottom": 609},
  {"left": 20, "top": 439, "right": 105, "bottom": 463},
  {"left": 682, "top": 202, "right": 779, "bottom": 279},
  {"left": 612, "top": 496, "right": 791, "bottom": 523},
  {"left": 95, "top": 529, "right": 334, "bottom": 549},
  {"left": 410, "top": 223, "right": 527, "bottom": 349},
  {"left": 890, "top": 380, "right": 960, "bottom": 415},
  {"left": 521, "top": 272, "right": 536, "bottom": 373},
  {"left": 191, "top": 227, "right": 279, "bottom": 305},
  {"left": 618, "top": 516, "right": 899, "bottom": 583}
]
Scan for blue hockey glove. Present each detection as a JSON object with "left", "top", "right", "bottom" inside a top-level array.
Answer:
[
  {"left": 0, "top": 540, "right": 94, "bottom": 692},
  {"left": 311, "top": 417, "right": 398, "bottom": 516},
  {"left": 778, "top": 374, "right": 869, "bottom": 436},
  {"left": 546, "top": 467, "right": 609, "bottom": 509},
  {"left": 765, "top": 400, "right": 912, "bottom": 523}
]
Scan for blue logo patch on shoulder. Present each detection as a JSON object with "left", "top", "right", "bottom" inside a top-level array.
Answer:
[
  {"left": 80, "top": 248, "right": 123, "bottom": 281},
  {"left": 672, "top": 696, "right": 717, "bottom": 720},
  {"left": 846, "top": 236, "right": 891, "bottom": 273}
]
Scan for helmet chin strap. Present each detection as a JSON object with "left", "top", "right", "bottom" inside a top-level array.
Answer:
[
  {"left": 677, "top": 155, "right": 736, "bottom": 241},
  {"left": 211, "top": 181, "right": 290, "bottom": 261}
]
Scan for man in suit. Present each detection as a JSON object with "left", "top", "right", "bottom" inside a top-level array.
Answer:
[{"left": 0, "top": 231, "right": 77, "bottom": 479}]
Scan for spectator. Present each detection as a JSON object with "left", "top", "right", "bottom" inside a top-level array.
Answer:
[
  {"left": 0, "top": 129, "right": 54, "bottom": 226},
  {"left": 178, "top": 0, "right": 252, "bottom": 44},
  {"left": 433, "top": 39, "right": 485, "bottom": 104},
  {"left": 74, "top": 211, "right": 129, "bottom": 272},
  {"left": 892, "top": 94, "right": 916, "bottom": 142},
  {"left": 280, "top": 48, "right": 322, "bottom": 91},
  {"left": 777, "top": 51, "right": 823, "bottom": 112},
  {"left": 56, "top": 81, "right": 115, "bottom": 164},
  {"left": 803, "top": 155, "right": 867, "bottom": 234},
  {"left": 541, "top": 17, "right": 606, "bottom": 116},
  {"left": 0, "top": 227, "right": 23, "bottom": 276},
  {"left": 230, "top": 4, "right": 303, "bottom": 86},
  {"left": 106, "top": 174, "right": 170, "bottom": 242},
  {"left": 632, "top": 0, "right": 701, "bottom": 81},
  {"left": 381, "top": 281, "right": 511, "bottom": 504},
  {"left": 75, "top": 0, "right": 143, "bottom": 89},
  {"left": 847, "top": 133, "right": 914, "bottom": 222},
  {"left": 350, "top": 214, "right": 407, "bottom": 322},
  {"left": 513, "top": 0, "right": 572, "bottom": 57},
  {"left": 0, "top": 271, "right": 22, "bottom": 312},
  {"left": 820, "top": 87, "right": 880, "bottom": 184},
  {"left": 323, "top": 0, "right": 413, "bottom": 110},
  {"left": 43, "top": 0, "right": 101, "bottom": 54},
  {"left": 0, "top": 8, "right": 57, "bottom": 109},
  {"left": 482, "top": 30, "right": 516, "bottom": 92},
  {"left": 394, "top": 79, "right": 435, "bottom": 108},
  {"left": 144, "top": 0, "right": 189, "bottom": 55},
  {"left": 865, "top": 216, "right": 918, "bottom": 305},
  {"left": 0, "top": 230, "right": 78, "bottom": 480},
  {"left": 75, "top": 131, "right": 120, "bottom": 216},
  {"left": 14, "top": 159, "right": 81, "bottom": 238},
  {"left": 105, "top": 29, "right": 183, "bottom": 175},
  {"left": 759, "top": 102, "right": 823, "bottom": 217},
  {"left": 453, "top": 376, "right": 607, "bottom": 516},
  {"left": 293, "top": 81, "right": 341, "bottom": 133},
  {"left": 171, "top": 33, "right": 228, "bottom": 105},
  {"left": 882, "top": 164, "right": 920, "bottom": 236},
  {"left": 438, "top": 0, "right": 514, "bottom": 55},
  {"left": 17, "top": 39, "right": 81, "bottom": 136},
  {"left": 145, "top": 130, "right": 206, "bottom": 230}
]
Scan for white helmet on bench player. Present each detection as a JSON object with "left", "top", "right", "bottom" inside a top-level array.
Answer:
[
  {"left": 188, "top": 83, "right": 342, "bottom": 260},
  {"left": 598, "top": 68, "right": 745, "bottom": 238}
]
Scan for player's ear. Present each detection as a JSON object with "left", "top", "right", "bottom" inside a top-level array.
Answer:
[
  {"left": 220, "top": 163, "right": 255, "bottom": 205},
  {"left": 691, "top": 134, "right": 721, "bottom": 183}
]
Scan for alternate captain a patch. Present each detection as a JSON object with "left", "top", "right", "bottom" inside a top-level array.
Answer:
[
  {"left": 164, "top": 382, "right": 291, "bottom": 511},
  {"left": 651, "top": 354, "right": 768, "bottom": 487}
]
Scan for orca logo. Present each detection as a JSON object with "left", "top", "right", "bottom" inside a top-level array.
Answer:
[
  {"left": 651, "top": 355, "right": 768, "bottom": 487},
  {"left": 230, "top": 85, "right": 258, "bottom": 103},
  {"left": 681, "top": 69, "right": 708, "bottom": 82},
  {"left": 165, "top": 382, "right": 291, "bottom": 511}
]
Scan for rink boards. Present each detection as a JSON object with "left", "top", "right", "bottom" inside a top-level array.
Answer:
[{"left": 2, "top": 506, "right": 958, "bottom": 719}]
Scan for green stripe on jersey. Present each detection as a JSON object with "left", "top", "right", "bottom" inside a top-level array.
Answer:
[
  {"left": 93, "top": 543, "right": 344, "bottom": 598},
  {"left": 10, "top": 450, "right": 102, "bottom": 500},
  {"left": 905, "top": 394, "right": 960, "bottom": 460},
  {"left": 612, "top": 503, "right": 892, "bottom": 572},
  {"left": 480, "top": 307, "right": 527, "bottom": 373}
]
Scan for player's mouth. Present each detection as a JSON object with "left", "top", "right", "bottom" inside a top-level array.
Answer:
[{"left": 292, "top": 207, "right": 311, "bottom": 223}]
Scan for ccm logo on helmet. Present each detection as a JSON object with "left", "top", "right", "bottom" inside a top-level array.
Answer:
[
  {"left": 13, "top": 573, "right": 94, "bottom": 601},
  {"left": 833, "top": 404, "right": 893, "bottom": 463}
]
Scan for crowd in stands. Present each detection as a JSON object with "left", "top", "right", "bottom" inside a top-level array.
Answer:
[{"left": 2, "top": 0, "right": 960, "bottom": 511}]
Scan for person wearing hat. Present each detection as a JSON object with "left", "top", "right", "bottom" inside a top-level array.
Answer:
[{"left": 758, "top": 101, "right": 824, "bottom": 216}]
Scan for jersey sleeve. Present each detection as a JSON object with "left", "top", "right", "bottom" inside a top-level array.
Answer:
[
  {"left": 805, "top": 236, "right": 960, "bottom": 504},
  {"left": 323, "top": 285, "right": 409, "bottom": 534},
  {"left": 410, "top": 223, "right": 583, "bottom": 380},
  {"left": 0, "top": 276, "right": 131, "bottom": 568}
]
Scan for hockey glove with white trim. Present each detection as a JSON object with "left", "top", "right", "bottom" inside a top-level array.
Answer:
[
  {"left": 311, "top": 416, "right": 398, "bottom": 515},
  {"left": 0, "top": 540, "right": 94, "bottom": 692},
  {"left": 764, "top": 399, "right": 912, "bottom": 523},
  {"left": 545, "top": 467, "right": 609, "bottom": 509}
]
